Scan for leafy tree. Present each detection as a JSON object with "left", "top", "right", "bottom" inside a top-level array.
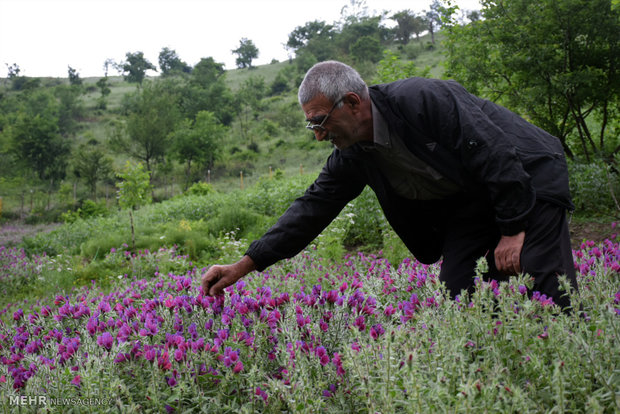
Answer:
[
  {"left": 235, "top": 76, "right": 267, "bottom": 142},
  {"left": 73, "top": 137, "right": 113, "bottom": 198},
  {"left": 444, "top": 0, "right": 620, "bottom": 161},
  {"left": 337, "top": 15, "right": 389, "bottom": 57},
  {"left": 391, "top": 10, "right": 416, "bottom": 45},
  {"left": 391, "top": 10, "right": 426, "bottom": 44},
  {"left": 54, "top": 85, "right": 84, "bottom": 135},
  {"left": 158, "top": 47, "right": 191, "bottom": 76},
  {"left": 111, "top": 82, "right": 181, "bottom": 178},
  {"left": 270, "top": 66, "right": 295, "bottom": 96},
  {"left": 424, "top": 0, "right": 452, "bottom": 45},
  {"left": 170, "top": 111, "right": 226, "bottom": 190},
  {"left": 95, "top": 77, "right": 111, "bottom": 109},
  {"left": 10, "top": 111, "right": 70, "bottom": 186},
  {"left": 67, "top": 66, "right": 82, "bottom": 86},
  {"left": 191, "top": 57, "right": 226, "bottom": 88},
  {"left": 116, "top": 161, "right": 152, "bottom": 250},
  {"left": 350, "top": 35, "right": 383, "bottom": 63},
  {"left": 286, "top": 20, "right": 337, "bottom": 61},
  {"left": 182, "top": 57, "right": 235, "bottom": 125},
  {"left": 232, "top": 38, "right": 259, "bottom": 69},
  {"left": 120, "top": 51, "right": 157, "bottom": 84}
]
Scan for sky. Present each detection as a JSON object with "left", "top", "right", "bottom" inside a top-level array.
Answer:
[{"left": 0, "top": 0, "right": 481, "bottom": 78}]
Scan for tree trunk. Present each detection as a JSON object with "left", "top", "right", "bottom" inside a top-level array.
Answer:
[{"left": 129, "top": 209, "right": 136, "bottom": 251}]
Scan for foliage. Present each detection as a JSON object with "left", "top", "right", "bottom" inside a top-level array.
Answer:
[
  {"left": 117, "top": 161, "right": 152, "bottom": 250},
  {"left": 95, "top": 77, "right": 111, "bottom": 109},
  {"left": 444, "top": 0, "right": 620, "bottom": 161},
  {"left": 72, "top": 138, "right": 113, "bottom": 197},
  {"left": 116, "top": 162, "right": 152, "bottom": 211},
  {"left": 569, "top": 160, "right": 620, "bottom": 215},
  {"left": 67, "top": 66, "right": 82, "bottom": 86},
  {"left": 373, "top": 50, "right": 431, "bottom": 83},
  {"left": 184, "top": 57, "right": 235, "bottom": 125},
  {"left": 349, "top": 36, "right": 383, "bottom": 63},
  {"left": 170, "top": 111, "right": 226, "bottom": 189},
  {"left": 9, "top": 110, "right": 70, "bottom": 184},
  {"left": 391, "top": 9, "right": 427, "bottom": 45},
  {"left": 119, "top": 51, "right": 157, "bottom": 84},
  {"left": 158, "top": 47, "right": 191, "bottom": 77},
  {"left": 111, "top": 81, "right": 182, "bottom": 174},
  {"left": 185, "top": 182, "right": 215, "bottom": 196},
  {"left": 61, "top": 199, "right": 109, "bottom": 224},
  {"left": 232, "top": 38, "right": 259, "bottom": 69}
]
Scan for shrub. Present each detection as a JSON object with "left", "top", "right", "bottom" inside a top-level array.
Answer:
[
  {"left": 569, "top": 160, "right": 620, "bottom": 215},
  {"left": 185, "top": 182, "right": 214, "bottom": 196}
]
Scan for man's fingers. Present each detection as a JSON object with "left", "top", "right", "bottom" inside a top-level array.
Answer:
[
  {"left": 201, "top": 267, "right": 221, "bottom": 295},
  {"left": 208, "top": 279, "right": 228, "bottom": 297}
]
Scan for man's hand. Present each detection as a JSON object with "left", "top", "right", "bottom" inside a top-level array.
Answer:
[
  {"left": 201, "top": 255, "right": 256, "bottom": 297},
  {"left": 494, "top": 231, "right": 525, "bottom": 275}
]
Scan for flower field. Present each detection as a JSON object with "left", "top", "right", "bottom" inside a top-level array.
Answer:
[{"left": 0, "top": 237, "right": 618, "bottom": 413}]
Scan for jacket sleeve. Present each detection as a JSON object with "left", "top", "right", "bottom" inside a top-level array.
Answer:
[
  {"left": 397, "top": 79, "right": 536, "bottom": 235},
  {"left": 245, "top": 150, "right": 366, "bottom": 271}
]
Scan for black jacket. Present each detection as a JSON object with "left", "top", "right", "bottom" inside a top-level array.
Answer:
[{"left": 246, "top": 78, "right": 573, "bottom": 270}]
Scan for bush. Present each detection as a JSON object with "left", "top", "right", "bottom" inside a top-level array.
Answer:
[
  {"left": 185, "top": 182, "right": 214, "bottom": 196},
  {"left": 569, "top": 160, "right": 620, "bottom": 215}
]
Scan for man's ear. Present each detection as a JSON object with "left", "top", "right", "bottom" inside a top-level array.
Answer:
[{"left": 343, "top": 92, "right": 362, "bottom": 111}]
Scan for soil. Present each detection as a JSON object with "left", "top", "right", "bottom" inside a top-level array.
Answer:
[{"left": 569, "top": 220, "right": 617, "bottom": 246}]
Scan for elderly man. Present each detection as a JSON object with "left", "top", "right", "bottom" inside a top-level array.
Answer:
[{"left": 202, "top": 60, "right": 578, "bottom": 309}]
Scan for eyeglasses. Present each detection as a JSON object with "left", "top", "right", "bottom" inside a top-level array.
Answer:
[{"left": 305, "top": 97, "right": 344, "bottom": 132}]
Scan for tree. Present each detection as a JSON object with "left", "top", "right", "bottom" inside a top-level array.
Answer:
[
  {"left": 10, "top": 111, "right": 70, "bottom": 186},
  {"left": 391, "top": 10, "right": 417, "bottom": 45},
  {"left": 120, "top": 51, "right": 157, "bottom": 84},
  {"left": 67, "top": 66, "right": 82, "bottom": 86},
  {"left": 350, "top": 35, "right": 383, "bottom": 63},
  {"left": 116, "top": 161, "right": 151, "bottom": 250},
  {"left": 170, "top": 111, "right": 226, "bottom": 190},
  {"left": 183, "top": 57, "right": 235, "bottom": 125},
  {"left": 232, "top": 38, "right": 259, "bottom": 69},
  {"left": 54, "top": 85, "right": 84, "bottom": 135},
  {"left": 111, "top": 82, "right": 181, "bottom": 178},
  {"left": 73, "top": 137, "right": 113, "bottom": 198},
  {"left": 95, "top": 77, "right": 111, "bottom": 109},
  {"left": 444, "top": 0, "right": 620, "bottom": 161},
  {"left": 158, "top": 47, "right": 191, "bottom": 76},
  {"left": 286, "top": 20, "right": 337, "bottom": 61},
  {"left": 191, "top": 57, "right": 226, "bottom": 88},
  {"left": 424, "top": 0, "right": 444, "bottom": 45},
  {"left": 235, "top": 76, "right": 267, "bottom": 142}
]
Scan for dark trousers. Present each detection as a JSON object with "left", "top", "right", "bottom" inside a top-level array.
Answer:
[{"left": 438, "top": 197, "right": 578, "bottom": 309}]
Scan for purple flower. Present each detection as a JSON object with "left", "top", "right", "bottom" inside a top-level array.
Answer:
[
  {"left": 97, "top": 332, "right": 113, "bottom": 350},
  {"left": 315, "top": 346, "right": 330, "bottom": 366},
  {"left": 370, "top": 324, "right": 385, "bottom": 340}
]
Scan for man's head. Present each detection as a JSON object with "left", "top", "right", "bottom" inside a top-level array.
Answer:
[{"left": 299, "top": 61, "right": 372, "bottom": 149}]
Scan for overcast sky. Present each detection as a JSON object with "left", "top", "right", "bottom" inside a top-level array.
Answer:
[{"left": 0, "top": 0, "right": 481, "bottom": 78}]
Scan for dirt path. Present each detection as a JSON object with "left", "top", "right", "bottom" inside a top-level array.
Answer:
[{"left": 0, "top": 222, "right": 61, "bottom": 247}]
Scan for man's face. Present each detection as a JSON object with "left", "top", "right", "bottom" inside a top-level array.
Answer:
[{"left": 302, "top": 94, "right": 359, "bottom": 150}]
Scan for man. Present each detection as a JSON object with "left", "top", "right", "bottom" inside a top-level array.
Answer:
[{"left": 202, "top": 60, "right": 578, "bottom": 309}]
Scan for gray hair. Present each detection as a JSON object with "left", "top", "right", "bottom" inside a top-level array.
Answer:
[{"left": 298, "top": 61, "right": 369, "bottom": 106}]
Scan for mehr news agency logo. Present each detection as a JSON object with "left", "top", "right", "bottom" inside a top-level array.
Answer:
[{"left": 8, "top": 394, "right": 113, "bottom": 407}]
